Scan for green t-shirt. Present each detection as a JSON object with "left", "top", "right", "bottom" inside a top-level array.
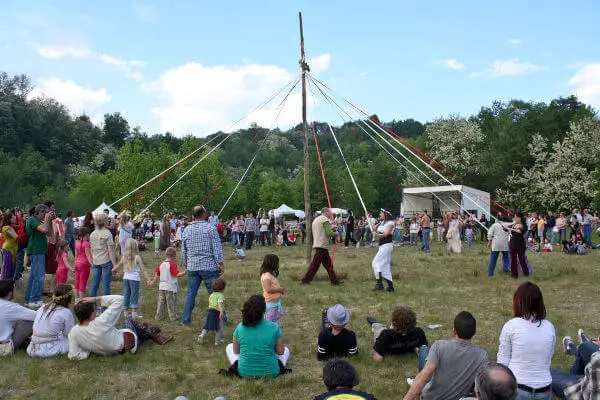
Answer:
[
  {"left": 208, "top": 292, "right": 224, "bottom": 310},
  {"left": 26, "top": 216, "right": 47, "bottom": 256},
  {"left": 233, "top": 320, "right": 282, "bottom": 378}
]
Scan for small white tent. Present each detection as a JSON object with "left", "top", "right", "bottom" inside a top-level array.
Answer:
[
  {"left": 270, "top": 204, "right": 306, "bottom": 219},
  {"left": 401, "top": 185, "right": 490, "bottom": 219},
  {"left": 78, "top": 202, "right": 118, "bottom": 220}
]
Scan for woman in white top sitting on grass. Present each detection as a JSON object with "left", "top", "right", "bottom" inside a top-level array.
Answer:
[
  {"left": 497, "top": 282, "right": 555, "bottom": 400},
  {"left": 27, "top": 284, "right": 74, "bottom": 358}
]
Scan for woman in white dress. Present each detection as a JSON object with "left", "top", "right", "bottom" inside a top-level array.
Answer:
[
  {"left": 372, "top": 209, "right": 396, "bottom": 292},
  {"left": 27, "top": 284, "right": 74, "bottom": 358},
  {"left": 446, "top": 213, "right": 462, "bottom": 254}
]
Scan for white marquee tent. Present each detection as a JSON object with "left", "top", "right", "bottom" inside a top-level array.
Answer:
[
  {"left": 270, "top": 204, "right": 306, "bottom": 219},
  {"left": 78, "top": 202, "right": 118, "bottom": 220},
  {"left": 401, "top": 185, "right": 490, "bottom": 219}
]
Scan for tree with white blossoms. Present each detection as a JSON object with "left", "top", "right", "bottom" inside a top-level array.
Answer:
[
  {"left": 496, "top": 117, "right": 600, "bottom": 211},
  {"left": 423, "top": 116, "right": 485, "bottom": 184}
]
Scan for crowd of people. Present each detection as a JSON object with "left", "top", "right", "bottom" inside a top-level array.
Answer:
[{"left": 0, "top": 201, "right": 598, "bottom": 399}]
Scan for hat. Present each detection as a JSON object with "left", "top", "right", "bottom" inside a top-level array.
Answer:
[{"left": 327, "top": 304, "right": 350, "bottom": 326}]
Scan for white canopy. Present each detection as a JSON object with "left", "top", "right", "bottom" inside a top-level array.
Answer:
[
  {"left": 78, "top": 202, "right": 118, "bottom": 220},
  {"left": 270, "top": 204, "right": 306, "bottom": 219},
  {"left": 401, "top": 185, "right": 490, "bottom": 219}
]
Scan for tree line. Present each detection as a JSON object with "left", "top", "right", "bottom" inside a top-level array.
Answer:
[{"left": 1, "top": 71, "right": 598, "bottom": 217}]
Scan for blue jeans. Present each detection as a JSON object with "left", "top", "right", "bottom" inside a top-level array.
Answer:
[
  {"left": 417, "top": 345, "right": 429, "bottom": 372},
  {"left": 123, "top": 279, "right": 140, "bottom": 308},
  {"left": 420, "top": 228, "right": 431, "bottom": 252},
  {"left": 24, "top": 254, "right": 45, "bottom": 303},
  {"left": 488, "top": 251, "right": 510, "bottom": 276},
  {"left": 466, "top": 234, "right": 473, "bottom": 247},
  {"left": 549, "top": 229, "right": 555, "bottom": 245},
  {"left": 90, "top": 262, "right": 113, "bottom": 297},
  {"left": 551, "top": 369, "right": 583, "bottom": 398},
  {"left": 559, "top": 228, "right": 566, "bottom": 243},
  {"left": 14, "top": 247, "right": 25, "bottom": 281},
  {"left": 182, "top": 269, "right": 219, "bottom": 325},
  {"left": 583, "top": 225, "right": 593, "bottom": 246},
  {"left": 231, "top": 232, "right": 240, "bottom": 248},
  {"left": 516, "top": 388, "right": 551, "bottom": 400},
  {"left": 65, "top": 235, "right": 76, "bottom": 256}
]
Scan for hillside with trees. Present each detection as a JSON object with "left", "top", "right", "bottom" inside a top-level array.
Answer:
[{"left": 1, "top": 71, "right": 599, "bottom": 216}]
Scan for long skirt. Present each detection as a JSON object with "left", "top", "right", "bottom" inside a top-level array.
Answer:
[
  {"left": 372, "top": 243, "right": 393, "bottom": 281},
  {"left": 1, "top": 249, "right": 15, "bottom": 280}
]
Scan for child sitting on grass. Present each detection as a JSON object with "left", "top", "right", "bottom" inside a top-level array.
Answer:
[
  {"left": 233, "top": 245, "right": 246, "bottom": 262},
  {"left": 366, "top": 305, "right": 428, "bottom": 363},
  {"left": 199, "top": 278, "right": 227, "bottom": 345},
  {"left": 260, "top": 254, "right": 284, "bottom": 325},
  {"left": 147, "top": 247, "right": 186, "bottom": 322},
  {"left": 317, "top": 304, "right": 358, "bottom": 361}
]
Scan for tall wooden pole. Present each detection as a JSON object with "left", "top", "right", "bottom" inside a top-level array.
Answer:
[{"left": 299, "top": 12, "right": 312, "bottom": 264}]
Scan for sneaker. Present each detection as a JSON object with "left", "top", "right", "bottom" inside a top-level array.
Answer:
[
  {"left": 344, "top": 246, "right": 349, "bottom": 249},
  {"left": 132, "top": 312, "right": 143, "bottom": 319},
  {"left": 407, "top": 378, "right": 414, "bottom": 386},
  {"left": 366, "top": 317, "right": 377, "bottom": 326},
  {"left": 215, "top": 339, "right": 225, "bottom": 346},
  {"left": 331, "top": 280, "right": 344, "bottom": 286},
  {"left": 356, "top": 243, "right": 360, "bottom": 249},
  {"left": 299, "top": 281, "right": 310, "bottom": 285},
  {"left": 197, "top": 330, "right": 207, "bottom": 343},
  {"left": 563, "top": 336, "right": 577, "bottom": 355},
  {"left": 578, "top": 329, "right": 590, "bottom": 343}
]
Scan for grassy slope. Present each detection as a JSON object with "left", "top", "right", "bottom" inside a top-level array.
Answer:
[{"left": 2, "top": 240, "right": 599, "bottom": 400}]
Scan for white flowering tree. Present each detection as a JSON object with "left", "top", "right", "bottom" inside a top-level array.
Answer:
[
  {"left": 424, "top": 116, "right": 485, "bottom": 182},
  {"left": 496, "top": 118, "right": 600, "bottom": 211}
]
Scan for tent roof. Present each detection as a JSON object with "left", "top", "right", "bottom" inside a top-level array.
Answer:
[
  {"left": 271, "top": 204, "right": 305, "bottom": 219},
  {"left": 92, "top": 202, "right": 118, "bottom": 217}
]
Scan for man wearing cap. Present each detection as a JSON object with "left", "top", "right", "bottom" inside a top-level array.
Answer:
[
  {"left": 300, "top": 208, "right": 343, "bottom": 286},
  {"left": 318, "top": 304, "right": 358, "bottom": 361}
]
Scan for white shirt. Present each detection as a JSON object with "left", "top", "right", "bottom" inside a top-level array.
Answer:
[
  {"left": 68, "top": 295, "right": 126, "bottom": 360},
  {"left": 27, "top": 305, "right": 74, "bottom": 357},
  {"left": 123, "top": 256, "right": 142, "bottom": 282},
  {"left": 487, "top": 222, "right": 510, "bottom": 251},
  {"left": 0, "top": 299, "right": 36, "bottom": 344},
  {"left": 497, "top": 317, "right": 555, "bottom": 388},
  {"left": 158, "top": 261, "right": 179, "bottom": 293},
  {"left": 409, "top": 223, "right": 419, "bottom": 234}
]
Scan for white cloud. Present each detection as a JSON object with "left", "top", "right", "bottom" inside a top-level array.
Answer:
[
  {"left": 30, "top": 78, "right": 111, "bottom": 114},
  {"left": 490, "top": 58, "right": 547, "bottom": 76},
  {"left": 36, "top": 44, "right": 91, "bottom": 59},
  {"left": 438, "top": 59, "right": 466, "bottom": 70},
  {"left": 133, "top": 3, "right": 156, "bottom": 22},
  {"left": 99, "top": 54, "right": 145, "bottom": 69},
  {"left": 147, "top": 62, "right": 303, "bottom": 136},
  {"left": 508, "top": 39, "right": 522, "bottom": 45},
  {"left": 569, "top": 63, "right": 600, "bottom": 109},
  {"left": 308, "top": 53, "right": 331, "bottom": 74}
]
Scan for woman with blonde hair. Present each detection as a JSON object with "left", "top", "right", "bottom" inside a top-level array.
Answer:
[
  {"left": 27, "top": 284, "right": 75, "bottom": 358},
  {"left": 112, "top": 238, "right": 152, "bottom": 319}
]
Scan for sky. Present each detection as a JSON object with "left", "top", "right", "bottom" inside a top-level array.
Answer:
[{"left": 2, "top": 0, "right": 599, "bottom": 137}]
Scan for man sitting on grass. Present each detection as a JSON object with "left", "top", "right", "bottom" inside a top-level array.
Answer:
[
  {"left": 314, "top": 359, "right": 377, "bottom": 400},
  {"left": 68, "top": 295, "right": 171, "bottom": 360},
  {"left": 403, "top": 311, "right": 488, "bottom": 400},
  {"left": 0, "top": 280, "right": 36, "bottom": 356},
  {"left": 461, "top": 362, "right": 517, "bottom": 400},
  {"left": 317, "top": 304, "right": 358, "bottom": 360},
  {"left": 367, "top": 305, "right": 428, "bottom": 363}
]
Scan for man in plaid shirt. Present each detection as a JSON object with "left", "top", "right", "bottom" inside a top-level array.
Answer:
[
  {"left": 552, "top": 335, "right": 600, "bottom": 399},
  {"left": 181, "top": 205, "right": 224, "bottom": 326}
]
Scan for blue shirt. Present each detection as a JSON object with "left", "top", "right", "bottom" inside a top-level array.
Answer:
[{"left": 181, "top": 220, "right": 224, "bottom": 271}]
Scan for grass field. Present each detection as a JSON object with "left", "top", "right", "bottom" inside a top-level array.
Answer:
[{"left": 3, "top": 239, "right": 600, "bottom": 400}]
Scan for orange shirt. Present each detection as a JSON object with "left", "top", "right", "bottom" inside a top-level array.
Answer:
[{"left": 261, "top": 272, "right": 281, "bottom": 303}]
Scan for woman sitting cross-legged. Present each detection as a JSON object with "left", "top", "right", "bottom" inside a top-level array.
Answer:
[
  {"left": 27, "top": 284, "right": 74, "bottom": 358},
  {"left": 225, "top": 294, "right": 290, "bottom": 378}
]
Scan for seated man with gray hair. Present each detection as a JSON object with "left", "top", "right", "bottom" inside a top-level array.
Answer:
[{"left": 462, "top": 362, "right": 517, "bottom": 400}]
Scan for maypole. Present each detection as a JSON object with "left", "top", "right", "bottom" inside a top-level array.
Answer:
[{"left": 299, "top": 12, "right": 312, "bottom": 264}]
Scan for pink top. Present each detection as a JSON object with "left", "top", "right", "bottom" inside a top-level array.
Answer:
[
  {"left": 57, "top": 252, "right": 69, "bottom": 272},
  {"left": 75, "top": 240, "right": 91, "bottom": 268}
]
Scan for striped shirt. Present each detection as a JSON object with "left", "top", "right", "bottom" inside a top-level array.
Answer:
[{"left": 182, "top": 221, "right": 224, "bottom": 272}]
